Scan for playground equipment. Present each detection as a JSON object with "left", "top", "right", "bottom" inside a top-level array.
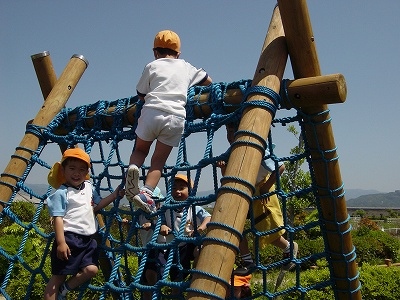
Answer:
[{"left": 0, "top": 1, "right": 360, "bottom": 299}]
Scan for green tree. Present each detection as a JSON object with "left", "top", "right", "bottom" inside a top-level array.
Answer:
[{"left": 280, "top": 125, "right": 315, "bottom": 224}]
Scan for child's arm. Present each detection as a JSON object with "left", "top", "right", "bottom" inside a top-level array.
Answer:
[
  {"left": 53, "top": 216, "right": 70, "bottom": 260},
  {"left": 216, "top": 160, "right": 227, "bottom": 176},
  {"left": 197, "top": 216, "right": 211, "bottom": 234},
  {"left": 94, "top": 186, "right": 125, "bottom": 213},
  {"left": 259, "top": 164, "right": 285, "bottom": 195},
  {"left": 199, "top": 75, "right": 212, "bottom": 86}
]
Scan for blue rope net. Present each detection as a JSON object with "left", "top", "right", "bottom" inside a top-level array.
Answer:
[{"left": 0, "top": 79, "right": 359, "bottom": 299}]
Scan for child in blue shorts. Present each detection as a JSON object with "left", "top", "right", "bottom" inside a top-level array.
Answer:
[{"left": 44, "top": 148, "right": 124, "bottom": 300}]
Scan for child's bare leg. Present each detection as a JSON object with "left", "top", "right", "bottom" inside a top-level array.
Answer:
[
  {"left": 129, "top": 137, "right": 152, "bottom": 166},
  {"left": 142, "top": 269, "right": 158, "bottom": 300},
  {"left": 65, "top": 264, "right": 98, "bottom": 290},
  {"left": 271, "top": 235, "right": 298, "bottom": 270},
  {"left": 271, "top": 235, "right": 289, "bottom": 250},
  {"left": 145, "top": 140, "right": 173, "bottom": 189},
  {"left": 44, "top": 275, "right": 66, "bottom": 300}
]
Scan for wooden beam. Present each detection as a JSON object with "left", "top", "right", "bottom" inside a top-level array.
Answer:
[
  {"left": 0, "top": 54, "right": 88, "bottom": 212},
  {"left": 277, "top": 0, "right": 361, "bottom": 299}
]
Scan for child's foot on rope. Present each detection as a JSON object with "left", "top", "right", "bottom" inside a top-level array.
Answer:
[
  {"left": 132, "top": 190, "right": 156, "bottom": 215},
  {"left": 232, "top": 261, "right": 256, "bottom": 276},
  {"left": 281, "top": 242, "right": 298, "bottom": 271},
  {"left": 125, "top": 164, "right": 140, "bottom": 202}
]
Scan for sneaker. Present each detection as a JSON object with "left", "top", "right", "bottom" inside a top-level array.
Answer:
[
  {"left": 281, "top": 242, "right": 298, "bottom": 271},
  {"left": 125, "top": 164, "right": 140, "bottom": 202},
  {"left": 57, "top": 283, "right": 68, "bottom": 300},
  {"left": 232, "top": 262, "right": 256, "bottom": 276},
  {"left": 57, "top": 294, "right": 66, "bottom": 300},
  {"left": 132, "top": 191, "right": 156, "bottom": 214}
]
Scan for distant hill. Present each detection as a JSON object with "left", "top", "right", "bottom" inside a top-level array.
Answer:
[
  {"left": 346, "top": 190, "right": 400, "bottom": 208},
  {"left": 344, "top": 189, "right": 381, "bottom": 200}
]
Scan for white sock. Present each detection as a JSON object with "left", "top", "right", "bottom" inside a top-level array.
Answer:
[
  {"left": 59, "top": 282, "right": 71, "bottom": 296},
  {"left": 284, "top": 243, "right": 291, "bottom": 254}
]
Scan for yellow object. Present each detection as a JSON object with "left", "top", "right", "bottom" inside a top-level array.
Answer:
[
  {"left": 47, "top": 148, "right": 91, "bottom": 189},
  {"left": 174, "top": 173, "right": 194, "bottom": 188},
  {"left": 253, "top": 180, "right": 285, "bottom": 246},
  {"left": 233, "top": 274, "right": 252, "bottom": 287}
]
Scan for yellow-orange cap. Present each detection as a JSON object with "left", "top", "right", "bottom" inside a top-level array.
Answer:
[
  {"left": 233, "top": 274, "right": 252, "bottom": 287},
  {"left": 154, "top": 30, "right": 181, "bottom": 52},
  {"left": 174, "top": 173, "right": 194, "bottom": 188},
  {"left": 47, "top": 148, "right": 91, "bottom": 189}
]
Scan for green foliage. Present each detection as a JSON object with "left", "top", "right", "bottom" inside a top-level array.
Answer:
[
  {"left": 353, "top": 230, "right": 400, "bottom": 264},
  {"left": 352, "top": 218, "right": 400, "bottom": 264},
  {"left": 0, "top": 223, "right": 51, "bottom": 299},
  {"left": 280, "top": 125, "right": 316, "bottom": 222},
  {"left": 283, "top": 267, "right": 333, "bottom": 300},
  {"left": 1, "top": 200, "right": 52, "bottom": 233},
  {"left": 359, "top": 263, "right": 400, "bottom": 300}
]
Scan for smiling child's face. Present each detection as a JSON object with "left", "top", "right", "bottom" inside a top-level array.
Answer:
[{"left": 61, "top": 158, "right": 89, "bottom": 188}]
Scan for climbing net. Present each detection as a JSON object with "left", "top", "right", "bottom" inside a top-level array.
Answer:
[{"left": 0, "top": 79, "right": 359, "bottom": 299}]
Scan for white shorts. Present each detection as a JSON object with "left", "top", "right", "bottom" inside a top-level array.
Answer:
[{"left": 135, "top": 107, "right": 185, "bottom": 147}]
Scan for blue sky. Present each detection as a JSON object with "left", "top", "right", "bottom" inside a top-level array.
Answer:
[{"left": 1, "top": 1, "right": 399, "bottom": 194}]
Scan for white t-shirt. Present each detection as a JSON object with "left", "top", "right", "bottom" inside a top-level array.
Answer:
[
  {"left": 47, "top": 181, "right": 101, "bottom": 236},
  {"left": 136, "top": 58, "right": 208, "bottom": 118}
]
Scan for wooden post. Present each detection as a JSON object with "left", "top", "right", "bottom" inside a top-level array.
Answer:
[
  {"left": 31, "top": 51, "right": 57, "bottom": 99},
  {"left": 187, "top": 5, "right": 287, "bottom": 299},
  {"left": 30, "top": 51, "right": 118, "bottom": 299},
  {"left": 0, "top": 54, "right": 88, "bottom": 213},
  {"left": 277, "top": 0, "right": 361, "bottom": 299}
]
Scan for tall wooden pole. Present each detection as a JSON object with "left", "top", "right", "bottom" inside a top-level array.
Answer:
[
  {"left": 277, "top": 0, "right": 361, "bottom": 299},
  {"left": 188, "top": 5, "right": 287, "bottom": 299},
  {"left": 30, "top": 51, "right": 118, "bottom": 299},
  {"left": 0, "top": 54, "right": 88, "bottom": 213}
]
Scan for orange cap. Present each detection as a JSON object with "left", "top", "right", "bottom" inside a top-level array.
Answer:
[
  {"left": 47, "top": 148, "right": 91, "bottom": 189},
  {"left": 233, "top": 274, "right": 252, "bottom": 287},
  {"left": 174, "top": 173, "right": 194, "bottom": 188},
  {"left": 154, "top": 30, "right": 181, "bottom": 52}
]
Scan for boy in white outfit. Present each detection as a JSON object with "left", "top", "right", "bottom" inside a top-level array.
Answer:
[
  {"left": 125, "top": 30, "right": 212, "bottom": 215},
  {"left": 44, "top": 148, "right": 124, "bottom": 300}
]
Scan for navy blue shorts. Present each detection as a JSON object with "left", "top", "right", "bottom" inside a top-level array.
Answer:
[
  {"left": 51, "top": 231, "right": 99, "bottom": 275},
  {"left": 140, "top": 249, "right": 168, "bottom": 284},
  {"left": 168, "top": 243, "right": 196, "bottom": 281}
]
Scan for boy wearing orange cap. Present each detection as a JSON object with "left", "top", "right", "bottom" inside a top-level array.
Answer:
[
  {"left": 44, "top": 148, "right": 124, "bottom": 300},
  {"left": 126, "top": 30, "right": 212, "bottom": 216}
]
